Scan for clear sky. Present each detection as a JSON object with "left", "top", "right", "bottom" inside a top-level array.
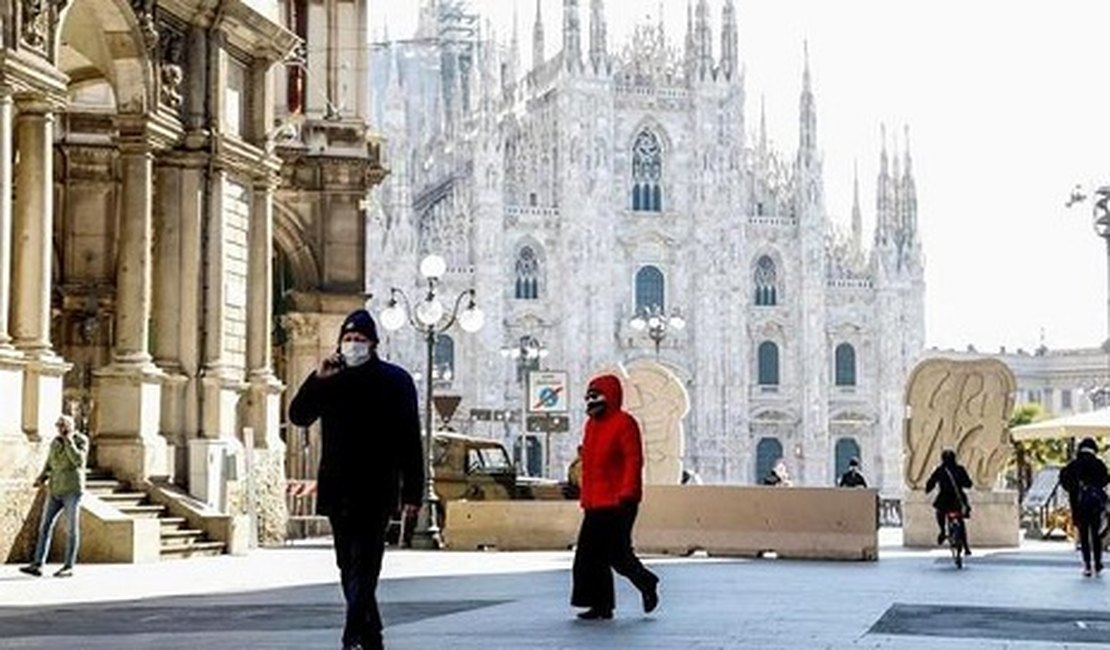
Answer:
[{"left": 371, "top": 1, "right": 1110, "bottom": 354}]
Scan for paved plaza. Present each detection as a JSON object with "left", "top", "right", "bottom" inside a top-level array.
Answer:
[{"left": 1, "top": 531, "right": 1109, "bottom": 649}]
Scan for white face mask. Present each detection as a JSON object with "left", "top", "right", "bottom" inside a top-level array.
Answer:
[{"left": 340, "top": 341, "right": 371, "bottom": 367}]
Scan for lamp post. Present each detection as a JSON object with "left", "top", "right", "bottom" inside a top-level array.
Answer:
[
  {"left": 629, "top": 305, "right": 686, "bottom": 356},
  {"left": 379, "top": 254, "right": 484, "bottom": 549},
  {"left": 1068, "top": 184, "right": 1110, "bottom": 411},
  {"left": 500, "top": 335, "right": 548, "bottom": 474}
]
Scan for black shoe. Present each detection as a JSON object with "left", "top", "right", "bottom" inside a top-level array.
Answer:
[
  {"left": 936, "top": 532, "right": 946, "bottom": 545},
  {"left": 576, "top": 608, "right": 613, "bottom": 620},
  {"left": 18, "top": 565, "right": 41, "bottom": 577},
  {"left": 963, "top": 548, "right": 972, "bottom": 557},
  {"left": 641, "top": 578, "right": 659, "bottom": 614},
  {"left": 53, "top": 566, "right": 73, "bottom": 578}
]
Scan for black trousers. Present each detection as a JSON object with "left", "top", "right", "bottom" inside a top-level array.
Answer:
[
  {"left": 571, "top": 504, "right": 658, "bottom": 612},
  {"left": 1076, "top": 515, "right": 1104, "bottom": 570},
  {"left": 330, "top": 510, "right": 391, "bottom": 649}
]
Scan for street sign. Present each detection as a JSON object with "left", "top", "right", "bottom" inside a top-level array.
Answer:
[
  {"left": 527, "top": 370, "right": 569, "bottom": 414},
  {"left": 526, "top": 413, "right": 570, "bottom": 433}
]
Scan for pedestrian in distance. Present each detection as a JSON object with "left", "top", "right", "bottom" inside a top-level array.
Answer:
[
  {"left": 20, "top": 415, "right": 88, "bottom": 578},
  {"left": 838, "top": 457, "right": 868, "bottom": 488},
  {"left": 571, "top": 374, "right": 660, "bottom": 621},
  {"left": 762, "top": 458, "right": 792, "bottom": 486},
  {"left": 1059, "top": 437, "right": 1109, "bottom": 577},
  {"left": 925, "top": 449, "right": 973, "bottom": 556},
  {"left": 289, "top": 309, "right": 424, "bottom": 650}
]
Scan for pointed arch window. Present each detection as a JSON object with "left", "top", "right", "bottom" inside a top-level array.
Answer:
[
  {"left": 835, "top": 343, "right": 857, "bottom": 387},
  {"left": 758, "top": 341, "right": 780, "bottom": 386},
  {"left": 835, "top": 437, "right": 861, "bottom": 479},
  {"left": 514, "top": 246, "right": 540, "bottom": 300},
  {"left": 433, "top": 334, "right": 455, "bottom": 382},
  {"left": 635, "top": 266, "right": 665, "bottom": 312},
  {"left": 754, "top": 255, "right": 778, "bottom": 306},
  {"left": 755, "top": 437, "right": 783, "bottom": 485},
  {"left": 631, "top": 130, "right": 663, "bottom": 212}
]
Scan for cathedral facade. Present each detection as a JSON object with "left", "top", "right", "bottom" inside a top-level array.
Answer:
[{"left": 370, "top": 0, "right": 924, "bottom": 494}]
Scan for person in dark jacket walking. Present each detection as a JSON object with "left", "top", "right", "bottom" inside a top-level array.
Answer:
[
  {"left": 838, "top": 457, "right": 868, "bottom": 488},
  {"left": 288, "top": 309, "right": 424, "bottom": 650},
  {"left": 1060, "top": 437, "right": 1109, "bottom": 577},
  {"left": 925, "top": 449, "right": 973, "bottom": 555},
  {"left": 571, "top": 374, "right": 659, "bottom": 620}
]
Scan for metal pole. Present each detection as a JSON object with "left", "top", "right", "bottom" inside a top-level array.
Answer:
[{"left": 411, "top": 326, "right": 442, "bottom": 549}]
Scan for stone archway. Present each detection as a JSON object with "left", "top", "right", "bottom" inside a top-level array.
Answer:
[{"left": 53, "top": 0, "right": 156, "bottom": 437}]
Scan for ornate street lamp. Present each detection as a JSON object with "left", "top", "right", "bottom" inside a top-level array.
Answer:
[
  {"left": 1068, "top": 184, "right": 1110, "bottom": 411},
  {"left": 379, "top": 254, "right": 484, "bottom": 549},
  {"left": 629, "top": 304, "right": 686, "bottom": 356}
]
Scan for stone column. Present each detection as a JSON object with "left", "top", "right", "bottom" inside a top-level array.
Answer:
[
  {"left": 193, "top": 169, "right": 245, "bottom": 509},
  {"left": 11, "top": 100, "right": 67, "bottom": 440},
  {"left": 245, "top": 181, "right": 284, "bottom": 450},
  {"left": 0, "top": 89, "right": 25, "bottom": 440},
  {"left": 93, "top": 137, "right": 167, "bottom": 484}
]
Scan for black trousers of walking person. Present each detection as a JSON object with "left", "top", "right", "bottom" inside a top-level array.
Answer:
[
  {"left": 571, "top": 503, "right": 658, "bottom": 613},
  {"left": 330, "top": 509, "right": 391, "bottom": 650},
  {"left": 1076, "top": 515, "right": 1104, "bottom": 572}
]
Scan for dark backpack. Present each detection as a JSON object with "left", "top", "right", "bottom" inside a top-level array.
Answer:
[{"left": 1077, "top": 482, "right": 1107, "bottom": 518}]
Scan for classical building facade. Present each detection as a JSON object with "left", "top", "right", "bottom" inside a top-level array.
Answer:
[
  {"left": 369, "top": 0, "right": 925, "bottom": 494},
  {"left": 0, "top": 0, "right": 382, "bottom": 561},
  {"left": 924, "top": 344, "right": 1110, "bottom": 417}
]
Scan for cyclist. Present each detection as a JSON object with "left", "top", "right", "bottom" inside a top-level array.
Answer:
[
  {"left": 1060, "top": 437, "right": 1109, "bottom": 577},
  {"left": 925, "top": 449, "right": 973, "bottom": 556}
]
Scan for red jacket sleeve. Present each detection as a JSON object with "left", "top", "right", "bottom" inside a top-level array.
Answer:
[{"left": 617, "top": 414, "right": 644, "bottom": 504}]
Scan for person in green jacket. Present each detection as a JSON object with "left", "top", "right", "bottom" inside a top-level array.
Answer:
[{"left": 20, "top": 415, "right": 88, "bottom": 578}]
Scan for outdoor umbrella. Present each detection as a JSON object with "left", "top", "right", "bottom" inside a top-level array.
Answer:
[{"left": 1009, "top": 407, "right": 1110, "bottom": 441}]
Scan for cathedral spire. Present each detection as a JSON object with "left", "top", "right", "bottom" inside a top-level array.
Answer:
[
  {"left": 758, "top": 94, "right": 767, "bottom": 154},
  {"left": 875, "top": 124, "right": 892, "bottom": 247},
  {"left": 589, "top": 0, "right": 607, "bottom": 74},
  {"left": 695, "top": 0, "right": 712, "bottom": 81},
  {"left": 509, "top": 1, "right": 521, "bottom": 84},
  {"left": 798, "top": 41, "right": 817, "bottom": 167},
  {"left": 563, "top": 0, "right": 582, "bottom": 72},
  {"left": 902, "top": 124, "right": 918, "bottom": 246},
  {"left": 684, "top": 0, "right": 696, "bottom": 83},
  {"left": 720, "top": 0, "right": 738, "bottom": 82},
  {"left": 533, "top": 0, "right": 545, "bottom": 72},
  {"left": 851, "top": 160, "right": 862, "bottom": 254}
]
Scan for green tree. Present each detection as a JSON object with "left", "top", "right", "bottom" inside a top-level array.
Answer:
[{"left": 1008, "top": 403, "right": 1069, "bottom": 500}]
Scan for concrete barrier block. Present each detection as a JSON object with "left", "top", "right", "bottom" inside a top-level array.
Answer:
[
  {"left": 444, "top": 500, "right": 580, "bottom": 550},
  {"left": 903, "top": 489, "right": 1019, "bottom": 548}
]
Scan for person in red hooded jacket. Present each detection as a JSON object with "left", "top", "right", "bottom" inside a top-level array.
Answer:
[{"left": 570, "top": 374, "right": 660, "bottom": 620}]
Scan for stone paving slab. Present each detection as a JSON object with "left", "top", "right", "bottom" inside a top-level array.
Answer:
[{"left": 0, "top": 533, "right": 1108, "bottom": 649}]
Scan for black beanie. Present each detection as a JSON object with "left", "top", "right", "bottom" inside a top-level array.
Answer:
[{"left": 339, "top": 309, "right": 378, "bottom": 343}]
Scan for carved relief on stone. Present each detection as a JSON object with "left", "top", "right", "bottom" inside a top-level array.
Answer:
[
  {"left": 20, "top": 0, "right": 68, "bottom": 55},
  {"left": 903, "top": 358, "right": 1016, "bottom": 490},
  {"left": 157, "top": 20, "right": 186, "bottom": 110},
  {"left": 279, "top": 313, "right": 319, "bottom": 342},
  {"left": 129, "top": 0, "right": 158, "bottom": 51},
  {"left": 594, "top": 359, "right": 690, "bottom": 485}
]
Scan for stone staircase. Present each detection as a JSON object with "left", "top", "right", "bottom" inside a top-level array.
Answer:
[{"left": 85, "top": 469, "right": 226, "bottom": 559}]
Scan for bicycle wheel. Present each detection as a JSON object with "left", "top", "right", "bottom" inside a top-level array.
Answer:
[{"left": 948, "top": 518, "right": 964, "bottom": 569}]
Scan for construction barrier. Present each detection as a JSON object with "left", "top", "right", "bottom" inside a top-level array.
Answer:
[{"left": 444, "top": 485, "right": 879, "bottom": 561}]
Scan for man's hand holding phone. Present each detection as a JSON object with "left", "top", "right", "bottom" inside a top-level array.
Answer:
[{"left": 317, "top": 351, "right": 346, "bottom": 379}]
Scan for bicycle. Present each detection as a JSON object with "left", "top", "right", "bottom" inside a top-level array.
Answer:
[{"left": 945, "top": 510, "right": 967, "bottom": 569}]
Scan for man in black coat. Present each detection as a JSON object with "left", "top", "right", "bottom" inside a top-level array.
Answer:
[
  {"left": 838, "top": 457, "right": 868, "bottom": 488},
  {"left": 1060, "top": 437, "right": 1109, "bottom": 577},
  {"left": 925, "top": 449, "right": 973, "bottom": 555},
  {"left": 289, "top": 309, "right": 424, "bottom": 650}
]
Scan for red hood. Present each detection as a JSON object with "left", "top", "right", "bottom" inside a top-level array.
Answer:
[{"left": 588, "top": 374, "right": 623, "bottom": 412}]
